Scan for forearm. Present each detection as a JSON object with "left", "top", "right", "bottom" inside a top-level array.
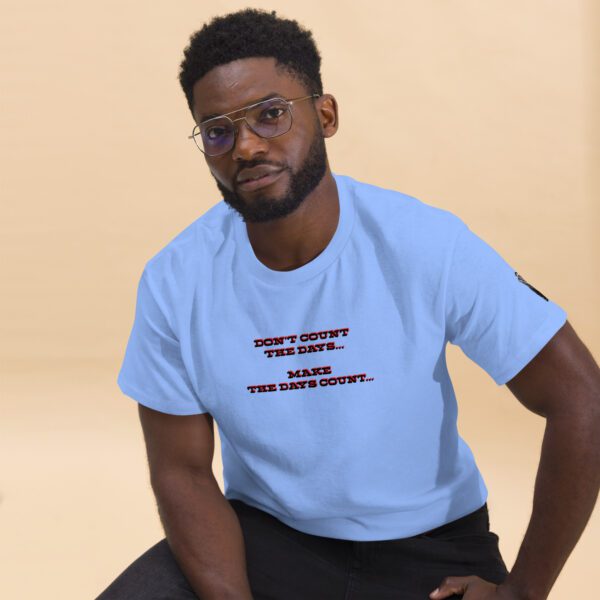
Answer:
[
  {"left": 501, "top": 413, "right": 600, "bottom": 600},
  {"left": 152, "top": 469, "right": 254, "bottom": 600}
]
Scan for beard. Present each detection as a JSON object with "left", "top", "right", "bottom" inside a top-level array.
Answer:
[{"left": 212, "top": 131, "right": 328, "bottom": 224}]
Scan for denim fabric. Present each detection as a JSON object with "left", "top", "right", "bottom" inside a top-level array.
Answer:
[{"left": 96, "top": 499, "right": 509, "bottom": 600}]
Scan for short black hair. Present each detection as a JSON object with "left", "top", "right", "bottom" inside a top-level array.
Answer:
[{"left": 178, "top": 8, "right": 323, "bottom": 117}]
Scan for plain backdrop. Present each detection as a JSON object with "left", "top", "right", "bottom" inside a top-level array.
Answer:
[{"left": 1, "top": 1, "right": 598, "bottom": 598}]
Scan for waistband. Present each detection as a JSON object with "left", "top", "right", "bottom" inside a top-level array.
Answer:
[{"left": 416, "top": 502, "right": 489, "bottom": 538}]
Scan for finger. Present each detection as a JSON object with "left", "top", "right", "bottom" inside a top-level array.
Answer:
[{"left": 429, "top": 576, "right": 471, "bottom": 598}]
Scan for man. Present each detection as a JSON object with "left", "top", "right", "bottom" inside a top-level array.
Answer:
[{"left": 98, "top": 8, "right": 600, "bottom": 600}]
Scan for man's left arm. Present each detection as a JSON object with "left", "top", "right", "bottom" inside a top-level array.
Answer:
[{"left": 431, "top": 319, "right": 600, "bottom": 600}]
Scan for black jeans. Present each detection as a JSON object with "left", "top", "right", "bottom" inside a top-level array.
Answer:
[{"left": 96, "top": 499, "right": 509, "bottom": 600}]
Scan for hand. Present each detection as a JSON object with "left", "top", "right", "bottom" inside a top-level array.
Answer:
[{"left": 429, "top": 576, "right": 525, "bottom": 599}]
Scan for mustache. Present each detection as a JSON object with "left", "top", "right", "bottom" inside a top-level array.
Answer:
[{"left": 235, "top": 161, "right": 287, "bottom": 177}]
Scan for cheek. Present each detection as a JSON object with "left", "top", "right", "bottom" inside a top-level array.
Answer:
[
  {"left": 296, "top": 119, "right": 321, "bottom": 154},
  {"left": 206, "top": 161, "right": 231, "bottom": 187},
  {"left": 281, "top": 132, "right": 316, "bottom": 167}
]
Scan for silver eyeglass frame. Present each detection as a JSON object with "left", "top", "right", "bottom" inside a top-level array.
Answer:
[{"left": 188, "top": 93, "right": 320, "bottom": 157}]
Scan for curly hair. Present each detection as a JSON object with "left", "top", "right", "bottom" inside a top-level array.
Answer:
[{"left": 178, "top": 8, "right": 323, "bottom": 116}]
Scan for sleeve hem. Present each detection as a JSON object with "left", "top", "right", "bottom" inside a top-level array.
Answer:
[
  {"left": 117, "top": 378, "right": 209, "bottom": 416},
  {"left": 492, "top": 306, "right": 568, "bottom": 386}
]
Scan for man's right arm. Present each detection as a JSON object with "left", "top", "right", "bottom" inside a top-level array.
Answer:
[{"left": 138, "top": 403, "right": 254, "bottom": 600}]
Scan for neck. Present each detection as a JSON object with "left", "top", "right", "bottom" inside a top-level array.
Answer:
[{"left": 245, "top": 168, "right": 339, "bottom": 272}]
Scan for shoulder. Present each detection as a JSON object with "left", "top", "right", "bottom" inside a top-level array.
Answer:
[
  {"left": 337, "top": 173, "right": 466, "bottom": 253},
  {"left": 142, "top": 200, "right": 233, "bottom": 291}
]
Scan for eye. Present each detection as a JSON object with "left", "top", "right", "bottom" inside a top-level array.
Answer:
[
  {"left": 205, "top": 125, "right": 228, "bottom": 140},
  {"left": 259, "top": 106, "right": 286, "bottom": 121}
]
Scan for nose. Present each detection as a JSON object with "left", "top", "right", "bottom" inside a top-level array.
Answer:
[{"left": 231, "top": 119, "right": 270, "bottom": 161}]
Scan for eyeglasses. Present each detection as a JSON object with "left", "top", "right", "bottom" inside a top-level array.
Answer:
[{"left": 188, "top": 93, "right": 320, "bottom": 157}]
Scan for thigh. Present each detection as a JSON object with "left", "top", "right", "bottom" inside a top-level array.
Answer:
[
  {"left": 348, "top": 504, "right": 509, "bottom": 600},
  {"left": 95, "top": 538, "right": 198, "bottom": 600},
  {"left": 230, "top": 498, "right": 351, "bottom": 600},
  {"left": 96, "top": 500, "right": 353, "bottom": 600}
]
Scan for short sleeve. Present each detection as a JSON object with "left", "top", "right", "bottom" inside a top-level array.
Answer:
[
  {"left": 117, "top": 268, "right": 209, "bottom": 415},
  {"left": 444, "top": 223, "right": 567, "bottom": 386}
]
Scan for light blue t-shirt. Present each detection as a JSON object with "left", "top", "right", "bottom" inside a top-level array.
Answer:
[{"left": 117, "top": 172, "right": 567, "bottom": 541}]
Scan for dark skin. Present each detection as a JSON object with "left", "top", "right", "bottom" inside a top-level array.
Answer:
[
  {"left": 430, "top": 319, "right": 600, "bottom": 599},
  {"left": 191, "top": 56, "right": 340, "bottom": 272},
  {"left": 190, "top": 57, "right": 600, "bottom": 600}
]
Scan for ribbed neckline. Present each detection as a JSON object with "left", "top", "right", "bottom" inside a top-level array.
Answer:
[{"left": 233, "top": 172, "right": 355, "bottom": 286}]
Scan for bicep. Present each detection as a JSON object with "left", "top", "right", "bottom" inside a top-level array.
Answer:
[
  {"left": 505, "top": 320, "right": 600, "bottom": 419},
  {"left": 138, "top": 403, "right": 216, "bottom": 484}
]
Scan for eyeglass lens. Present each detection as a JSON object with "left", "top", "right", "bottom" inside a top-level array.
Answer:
[{"left": 195, "top": 98, "right": 292, "bottom": 156}]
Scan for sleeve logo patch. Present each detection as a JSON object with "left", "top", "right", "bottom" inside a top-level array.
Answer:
[{"left": 515, "top": 271, "right": 549, "bottom": 301}]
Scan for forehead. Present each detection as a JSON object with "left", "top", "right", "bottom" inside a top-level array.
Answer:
[{"left": 191, "top": 57, "right": 308, "bottom": 123}]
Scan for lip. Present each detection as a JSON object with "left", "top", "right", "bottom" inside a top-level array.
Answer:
[{"left": 236, "top": 169, "right": 285, "bottom": 192}]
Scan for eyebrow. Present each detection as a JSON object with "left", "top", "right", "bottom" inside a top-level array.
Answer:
[{"left": 199, "top": 92, "right": 283, "bottom": 123}]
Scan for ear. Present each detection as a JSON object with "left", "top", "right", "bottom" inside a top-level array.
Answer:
[{"left": 316, "top": 94, "right": 339, "bottom": 138}]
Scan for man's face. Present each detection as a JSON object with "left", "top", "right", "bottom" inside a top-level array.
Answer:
[{"left": 191, "top": 57, "right": 330, "bottom": 223}]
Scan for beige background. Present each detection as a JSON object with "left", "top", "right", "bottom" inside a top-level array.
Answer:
[{"left": 1, "top": 1, "right": 598, "bottom": 598}]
